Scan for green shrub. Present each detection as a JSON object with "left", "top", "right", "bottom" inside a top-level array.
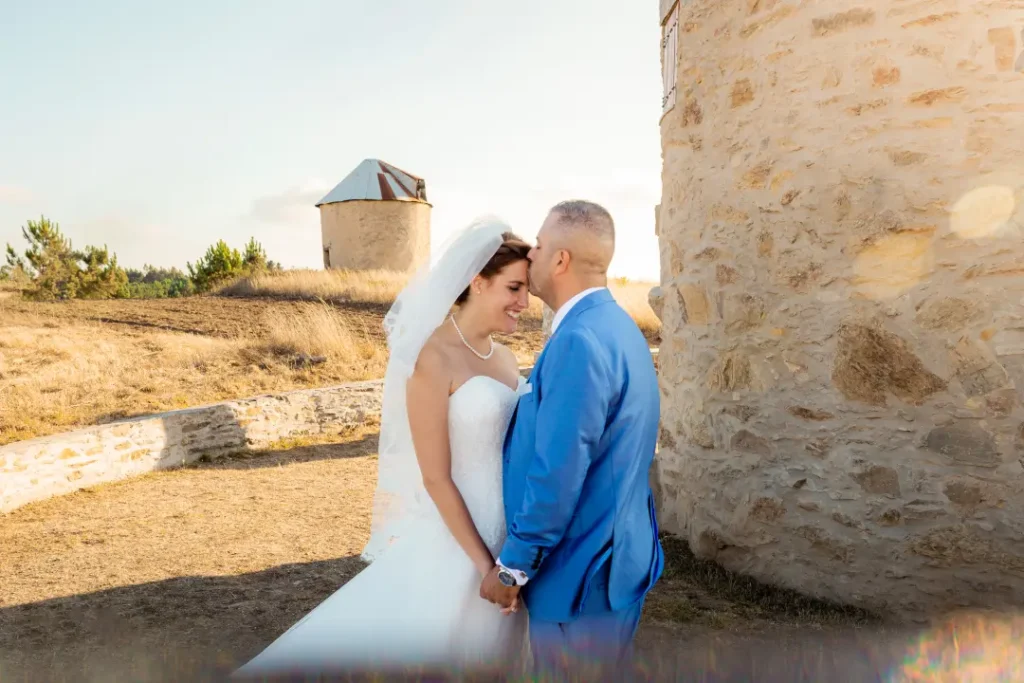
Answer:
[
  {"left": 187, "top": 237, "right": 278, "bottom": 293},
  {"left": 125, "top": 265, "right": 194, "bottom": 298}
]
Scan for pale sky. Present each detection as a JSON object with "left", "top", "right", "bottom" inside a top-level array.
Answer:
[{"left": 0, "top": 1, "right": 663, "bottom": 280}]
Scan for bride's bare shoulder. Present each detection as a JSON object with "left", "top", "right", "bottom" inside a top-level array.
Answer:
[
  {"left": 493, "top": 342, "right": 520, "bottom": 373},
  {"left": 414, "top": 330, "right": 457, "bottom": 377}
]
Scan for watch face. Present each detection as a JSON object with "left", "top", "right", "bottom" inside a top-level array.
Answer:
[{"left": 498, "top": 570, "right": 515, "bottom": 587}]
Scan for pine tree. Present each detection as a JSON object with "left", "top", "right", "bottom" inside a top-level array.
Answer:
[
  {"left": 3, "top": 216, "right": 130, "bottom": 300},
  {"left": 5, "top": 216, "right": 80, "bottom": 299}
]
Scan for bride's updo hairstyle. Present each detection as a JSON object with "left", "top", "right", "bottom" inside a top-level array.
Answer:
[{"left": 454, "top": 232, "right": 531, "bottom": 305}]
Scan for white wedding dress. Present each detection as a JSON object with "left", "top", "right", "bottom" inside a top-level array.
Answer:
[{"left": 235, "top": 374, "right": 529, "bottom": 676}]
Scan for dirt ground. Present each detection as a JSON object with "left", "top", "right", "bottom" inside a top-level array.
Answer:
[{"left": 0, "top": 426, "right": 924, "bottom": 683}]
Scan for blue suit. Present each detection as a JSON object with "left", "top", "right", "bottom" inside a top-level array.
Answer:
[{"left": 500, "top": 288, "right": 663, "bottom": 670}]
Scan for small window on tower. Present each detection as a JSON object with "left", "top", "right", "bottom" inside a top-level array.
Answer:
[
  {"left": 661, "top": 2, "right": 679, "bottom": 118},
  {"left": 323, "top": 246, "right": 331, "bottom": 269}
]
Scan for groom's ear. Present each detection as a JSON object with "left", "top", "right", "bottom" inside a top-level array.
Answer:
[{"left": 554, "top": 248, "right": 571, "bottom": 275}]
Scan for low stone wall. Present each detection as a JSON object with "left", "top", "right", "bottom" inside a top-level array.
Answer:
[
  {"left": 0, "top": 380, "right": 383, "bottom": 514},
  {"left": 0, "top": 358, "right": 648, "bottom": 515}
]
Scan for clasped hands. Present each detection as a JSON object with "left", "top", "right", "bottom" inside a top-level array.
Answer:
[{"left": 479, "top": 566, "right": 520, "bottom": 615}]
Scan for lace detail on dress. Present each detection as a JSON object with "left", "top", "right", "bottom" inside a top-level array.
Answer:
[{"left": 447, "top": 375, "right": 520, "bottom": 555}]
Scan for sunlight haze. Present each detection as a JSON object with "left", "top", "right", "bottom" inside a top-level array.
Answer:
[{"left": 0, "top": 1, "right": 663, "bottom": 280}]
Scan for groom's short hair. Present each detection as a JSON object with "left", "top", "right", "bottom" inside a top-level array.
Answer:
[
  {"left": 550, "top": 200, "right": 615, "bottom": 244},
  {"left": 549, "top": 200, "right": 615, "bottom": 273}
]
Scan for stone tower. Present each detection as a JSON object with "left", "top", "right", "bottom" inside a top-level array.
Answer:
[
  {"left": 317, "top": 159, "right": 431, "bottom": 272},
  {"left": 655, "top": 0, "right": 1024, "bottom": 620}
]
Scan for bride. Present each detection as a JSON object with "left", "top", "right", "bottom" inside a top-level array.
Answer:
[{"left": 234, "top": 218, "right": 533, "bottom": 677}]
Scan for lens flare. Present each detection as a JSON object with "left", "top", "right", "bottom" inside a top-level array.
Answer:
[
  {"left": 887, "top": 612, "right": 1024, "bottom": 682},
  {"left": 950, "top": 186, "right": 1017, "bottom": 239}
]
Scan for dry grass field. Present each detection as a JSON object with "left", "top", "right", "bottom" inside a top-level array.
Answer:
[
  {"left": 0, "top": 297, "right": 393, "bottom": 445},
  {"left": 0, "top": 271, "right": 658, "bottom": 446},
  {"left": 0, "top": 427, "right": 892, "bottom": 682},
  {"left": 0, "top": 279, "right": 25, "bottom": 299}
]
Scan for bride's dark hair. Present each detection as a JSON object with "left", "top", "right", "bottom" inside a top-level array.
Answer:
[{"left": 455, "top": 232, "right": 531, "bottom": 305}]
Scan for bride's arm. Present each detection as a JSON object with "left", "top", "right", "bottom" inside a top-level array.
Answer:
[{"left": 406, "top": 346, "right": 495, "bottom": 578}]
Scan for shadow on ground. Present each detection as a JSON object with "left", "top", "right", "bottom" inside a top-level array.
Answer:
[
  {"left": 197, "top": 431, "right": 380, "bottom": 471},
  {"left": 0, "top": 556, "right": 368, "bottom": 682},
  {"left": 0, "top": 551, "right": 915, "bottom": 683},
  {"left": 0, "top": 533, "right": 917, "bottom": 683}
]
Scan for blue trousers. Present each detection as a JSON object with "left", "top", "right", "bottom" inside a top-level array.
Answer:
[{"left": 528, "top": 562, "right": 644, "bottom": 678}]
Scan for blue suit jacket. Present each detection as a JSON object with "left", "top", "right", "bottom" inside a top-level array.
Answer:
[{"left": 500, "top": 289, "right": 663, "bottom": 623}]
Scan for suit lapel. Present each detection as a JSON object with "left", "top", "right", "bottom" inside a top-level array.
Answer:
[{"left": 526, "top": 289, "right": 614, "bottom": 392}]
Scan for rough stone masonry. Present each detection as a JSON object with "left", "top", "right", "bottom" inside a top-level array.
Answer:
[{"left": 654, "top": 0, "right": 1024, "bottom": 621}]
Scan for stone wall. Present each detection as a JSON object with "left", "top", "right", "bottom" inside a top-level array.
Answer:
[
  {"left": 0, "top": 381, "right": 383, "bottom": 514},
  {"left": 321, "top": 199, "right": 431, "bottom": 273},
  {"left": 655, "top": 0, "right": 1024, "bottom": 620}
]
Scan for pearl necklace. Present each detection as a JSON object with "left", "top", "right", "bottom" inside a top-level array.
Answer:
[{"left": 450, "top": 314, "right": 494, "bottom": 360}]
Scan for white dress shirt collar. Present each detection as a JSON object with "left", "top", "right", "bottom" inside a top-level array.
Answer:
[{"left": 550, "top": 287, "right": 607, "bottom": 336}]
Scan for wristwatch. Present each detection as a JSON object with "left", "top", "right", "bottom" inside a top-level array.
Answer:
[{"left": 497, "top": 567, "right": 517, "bottom": 587}]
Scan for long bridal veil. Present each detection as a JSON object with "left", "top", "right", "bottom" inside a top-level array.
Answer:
[
  {"left": 361, "top": 216, "right": 510, "bottom": 562},
  {"left": 232, "top": 216, "right": 527, "bottom": 679}
]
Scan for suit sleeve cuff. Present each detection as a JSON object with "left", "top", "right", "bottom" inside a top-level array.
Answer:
[{"left": 496, "top": 558, "right": 529, "bottom": 586}]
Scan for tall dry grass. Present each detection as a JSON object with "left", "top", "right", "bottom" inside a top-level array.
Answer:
[
  {"left": 218, "top": 269, "right": 407, "bottom": 306},
  {"left": 0, "top": 303, "right": 388, "bottom": 445},
  {"left": 255, "top": 302, "right": 388, "bottom": 374},
  {"left": 221, "top": 269, "right": 660, "bottom": 336},
  {"left": 608, "top": 277, "right": 661, "bottom": 338}
]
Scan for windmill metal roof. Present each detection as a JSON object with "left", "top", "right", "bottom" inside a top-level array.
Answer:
[{"left": 315, "top": 159, "right": 428, "bottom": 206}]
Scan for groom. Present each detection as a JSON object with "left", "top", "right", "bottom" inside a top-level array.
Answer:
[{"left": 480, "top": 200, "right": 664, "bottom": 673}]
